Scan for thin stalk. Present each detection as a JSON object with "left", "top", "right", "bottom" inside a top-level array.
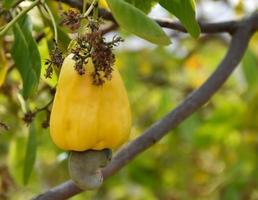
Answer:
[
  {"left": 37, "top": 4, "right": 51, "bottom": 20},
  {"left": 83, "top": 0, "right": 97, "bottom": 18},
  {"left": 0, "top": 0, "right": 41, "bottom": 37},
  {"left": 0, "top": 25, "right": 6, "bottom": 30},
  {"left": 42, "top": 3, "right": 58, "bottom": 42},
  {"left": 83, "top": 0, "right": 87, "bottom": 13},
  {"left": 93, "top": 1, "right": 99, "bottom": 20}
]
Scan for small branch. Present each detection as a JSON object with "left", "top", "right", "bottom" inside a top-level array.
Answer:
[
  {"left": 41, "top": 3, "right": 58, "bottom": 42},
  {"left": 0, "top": 0, "right": 41, "bottom": 37},
  {"left": 35, "top": 98, "right": 54, "bottom": 114},
  {"left": 23, "top": 98, "right": 54, "bottom": 126},
  {"left": 83, "top": 0, "right": 87, "bottom": 13},
  {"left": 83, "top": 0, "right": 97, "bottom": 18},
  {"left": 99, "top": 9, "right": 241, "bottom": 34},
  {"left": 33, "top": 11, "right": 258, "bottom": 200},
  {"left": 32, "top": 181, "right": 81, "bottom": 200},
  {"left": 58, "top": 0, "right": 240, "bottom": 34},
  {"left": 156, "top": 18, "right": 239, "bottom": 34},
  {"left": 97, "top": 9, "right": 240, "bottom": 34}
]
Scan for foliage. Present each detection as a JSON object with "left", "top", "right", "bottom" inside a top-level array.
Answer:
[
  {"left": 107, "top": 0, "right": 171, "bottom": 45},
  {"left": 11, "top": 15, "right": 41, "bottom": 99},
  {"left": 159, "top": 0, "right": 200, "bottom": 37}
]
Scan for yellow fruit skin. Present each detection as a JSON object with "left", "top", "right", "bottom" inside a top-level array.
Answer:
[
  {"left": 0, "top": 47, "right": 8, "bottom": 87},
  {"left": 99, "top": 0, "right": 109, "bottom": 9},
  {"left": 50, "top": 54, "right": 131, "bottom": 151}
]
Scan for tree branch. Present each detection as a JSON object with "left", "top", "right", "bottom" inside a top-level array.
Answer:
[
  {"left": 58, "top": 0, "right": 239, "bottom": 34},
  {"left": 33, "top": 11, "right": 258, "bottom": 200},
  {"left": 156, "top": 18, "right": 238, "bottom": 34},
  {"left": 97, "top": 9, "right": 240, "bottom": 34}
]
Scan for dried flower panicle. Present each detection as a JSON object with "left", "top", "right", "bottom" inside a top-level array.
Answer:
[
  {"left": 70, "top": 40, "right": 91, "bottom": 75},
  {"left": 45, "top": 40, "right": 64, "bottom": 79},
  {"left": 41, "top": 110, "right": 51, "bottom": 129},
  {"left": 107, "top": 36, "right": 124, "bottom": 48},
  {"left": 22, "top": 111, "right": 35, "bottom": 126},
  {"left": 70, "top": 19, "right": 123, "bottom": 86},
  {"left": 74, "top": 57, "right": 86, "bottom": 75},
  {"left": 60, "top": 8, "right": 81, "bottom": 31},
  {"left": 44, "top": 63, "right": 53, "bottom": 79}
]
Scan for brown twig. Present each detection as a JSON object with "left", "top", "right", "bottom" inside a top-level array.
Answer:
[
  {"left": 23, "top": 98, "right": 54, "bottom": 126},
  {"left": 33, "top": 11, "right": 258, "bottom": 200},
  {"left": 58, "top": 0, "right": 241, "bottom": 34},
  {"left": 35, "top": 98, "right": 54, "bottom": 114}
]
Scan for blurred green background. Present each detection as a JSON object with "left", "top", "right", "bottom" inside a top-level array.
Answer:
[{"left": 0, "top": 0, "right": 258, "bottom": 199}]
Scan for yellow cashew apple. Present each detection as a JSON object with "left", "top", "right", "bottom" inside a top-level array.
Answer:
[
  {"left": 50, "top": 54, "right": 131, "bottom": 151},
  {"left": 99, "top": 0, "right": 109, "bottom": 9}
]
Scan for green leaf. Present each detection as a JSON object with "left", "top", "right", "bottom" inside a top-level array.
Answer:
[
  {"left": 242, "top": 49, "right": 258, "bottom": 90},
  {"left": 11, "top": 15, "right": 41, "bottom": 99},
  {"left": 8, "top": 137, "right": 27, "bottom": 185},
  {"left": 159, "top": 0, "right": 200, "bottom": 38},
  {"left": 107, "top": 0, "right": 171, "bottom": 45},
  {"left": 125, "top": 0, "right": 157, "bottom": 13},
  {"left": 55, "top": 26, "right": 71, "bottom": 50},
  {"left": 3, "top": 0, "right": 17, "bottom": 8},
  {"left": 23, "top": 122, "right": 37, "bottom": 185}
]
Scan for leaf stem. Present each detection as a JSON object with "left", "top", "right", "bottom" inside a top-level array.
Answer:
[
  {"left": 93, "top": 1, "right": 99, "bottom": 20},
  {"left": 0, "top": 25, "right": 6, "bottom": 30},
  {"left": 0, "top": 0, "right": 41, "bottom": 37},
  {"left": 83, "top": 0, "right": 98, "bottom": 18},
  {"left": 35, "top": 97, "right": 54, "bottom": 114},
  {"left": 42, "top": 3, "right": 58, "bottom": 42},
  {"left": 83, "top": 0, "right": 87, "bottom": 13}
]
